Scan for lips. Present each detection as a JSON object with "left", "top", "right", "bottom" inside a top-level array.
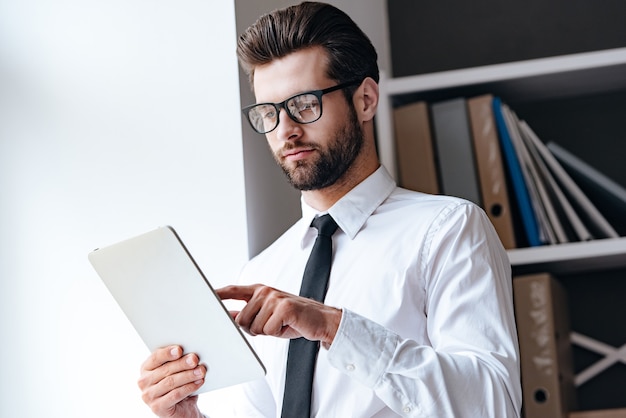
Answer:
[{"left": 282, "top": 147, "right": 316, "bottom": 161}]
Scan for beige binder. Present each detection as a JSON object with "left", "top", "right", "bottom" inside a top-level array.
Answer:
[
  {"left": 467, "top": 94, "right": 517, "bottom": 249},
  {"left": 514, "top": 273, "right": 577, "bottom": 418},
  {"left": 393, "top": 101, "right": 439, "bottom": 194}
]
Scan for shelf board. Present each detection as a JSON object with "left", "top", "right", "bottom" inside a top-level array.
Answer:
[
  {"left": 508, "top": 237, "right": 626, "bottom": 275},
  {"left": 385, "top": 47, "right": 626, "bottom": 94}
]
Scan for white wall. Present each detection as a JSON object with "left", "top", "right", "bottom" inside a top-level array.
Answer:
[{"left": 0, "top": 1, "right": 247, "bottom": 417}]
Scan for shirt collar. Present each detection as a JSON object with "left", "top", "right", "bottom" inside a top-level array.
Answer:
[{"left": 299, "top": 166, "right": 396, "bottom": 247}]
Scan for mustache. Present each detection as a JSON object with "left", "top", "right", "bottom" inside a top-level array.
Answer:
[{"left": 281, "top": 140, "right": 319, "bottom": 151}]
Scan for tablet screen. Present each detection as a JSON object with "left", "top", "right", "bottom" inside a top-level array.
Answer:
[{"left": 88, "top": 226, "right": 266, "bottom": 394}]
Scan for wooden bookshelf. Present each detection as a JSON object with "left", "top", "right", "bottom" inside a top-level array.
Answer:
[
  {"left": 376, "top": 47, "right": 626, "bottom": 258},
  {"left": 376, "top": 47, "right": 626, "bottom": 183}
]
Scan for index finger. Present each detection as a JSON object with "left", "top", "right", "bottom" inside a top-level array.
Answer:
[
  {"left": 216, "top": 284, "right": 258, "bottom": 302},
  {"left": 140, "top": 345, "right": 183, "bottom": 373}
]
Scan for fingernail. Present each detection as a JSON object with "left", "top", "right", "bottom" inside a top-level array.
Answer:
[
  {"left": 193, "top": 367, "right": 203, "bottom": 376},
  {"left": 170, "top": 347, "right": 178, "bottom": 357},
  {"left": 186, "top": 355, "right": 195, "bottom": 366}
]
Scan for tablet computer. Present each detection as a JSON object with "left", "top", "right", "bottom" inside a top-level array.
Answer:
[{"left": 88, "top": 226, "right": 266, "bottom": 394}]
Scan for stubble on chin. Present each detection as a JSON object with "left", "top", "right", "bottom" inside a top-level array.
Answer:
[
  {"left": 272, "top": 106, "right": 363, "bottom": 191},
  {"left": 277, "top": 151, "right": 323, "bottom": 191}
]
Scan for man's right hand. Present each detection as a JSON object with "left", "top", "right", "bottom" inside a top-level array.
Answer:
[{"left": 138, "top": 345, "right": 206, "bottom": 418}]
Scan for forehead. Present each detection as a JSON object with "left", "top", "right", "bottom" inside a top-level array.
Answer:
[{"left": 253, "top": 47, "right": 332, "bottom": 103}]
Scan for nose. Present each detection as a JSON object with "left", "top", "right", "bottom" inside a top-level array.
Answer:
[{"left": 274, "top": 107, "right": 302, "bottom": 142}]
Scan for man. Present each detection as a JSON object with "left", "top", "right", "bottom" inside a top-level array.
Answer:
[{"left": 138, "top": 2, "right": 522, "bottom": 417}]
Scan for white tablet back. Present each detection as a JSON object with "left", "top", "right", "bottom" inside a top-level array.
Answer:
[{"left": 88, "top": 226, "right": 265, "bottom": 394}]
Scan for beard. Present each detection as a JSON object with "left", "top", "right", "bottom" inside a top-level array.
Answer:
[{"left": 273, "top": 106, "right": 364, "bottom": 191}]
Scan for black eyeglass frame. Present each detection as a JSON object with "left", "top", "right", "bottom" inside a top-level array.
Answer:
[{"left": 241, "top": 80, "right": 362, "bottom": 134}]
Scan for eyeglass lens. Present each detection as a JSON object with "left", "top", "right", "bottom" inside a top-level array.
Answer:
[{"left": 247, "top": 92, "right": 322, "bottom": 134}]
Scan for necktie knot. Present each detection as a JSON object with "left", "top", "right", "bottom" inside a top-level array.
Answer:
[{"left": 311, "top": 214, "right": 338, "bottom": 238}]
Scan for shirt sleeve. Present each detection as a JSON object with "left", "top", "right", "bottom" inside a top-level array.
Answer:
[{"left": 327, "top": 202, "right": 522, "bottom": 417}]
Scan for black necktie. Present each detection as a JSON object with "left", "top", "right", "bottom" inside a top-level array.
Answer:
[{"left": 281, "top": 214, "right": 339, "bottom": 418}]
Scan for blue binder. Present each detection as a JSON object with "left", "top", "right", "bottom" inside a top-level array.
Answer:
[{"left": 492, "top": 97, "right": 542, "bottom": 247}]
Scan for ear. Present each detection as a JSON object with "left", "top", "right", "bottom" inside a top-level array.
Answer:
[{"left": 353, "top": 77, "right": 379, "bottom": 123}]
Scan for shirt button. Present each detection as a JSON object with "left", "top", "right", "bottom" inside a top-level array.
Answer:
[
  {"left": 345, "top": 363, "right": 355, "bottom": 372},
  {"left": 403, "top": 405, "right": 412, "bottom": 414}
]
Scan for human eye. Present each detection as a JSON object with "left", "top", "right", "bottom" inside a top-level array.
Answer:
[
  {"left": 254, "top": 104, "right": 276, "bottom": 121},
  {"left": 262, "top": 105, "right": 276, "bottom": 118},
  {"left": 289, "top": 94, "right": 320, "bottom": 121}
]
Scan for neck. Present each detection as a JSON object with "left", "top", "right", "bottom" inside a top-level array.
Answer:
[{"left": 301, "top": 157, "right": 380, "bottom": 212}]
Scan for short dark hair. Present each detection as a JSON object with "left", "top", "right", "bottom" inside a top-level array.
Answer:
[{"left": 237, "top": 1, "right": 379, "bottom": 95}]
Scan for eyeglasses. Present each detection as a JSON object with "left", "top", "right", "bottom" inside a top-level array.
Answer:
[{"left": 242, "top": 80, "right": 361, "bottom": 134}]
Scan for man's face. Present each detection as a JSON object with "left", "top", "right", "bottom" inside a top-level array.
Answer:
[{"left": 252, "top": 47, "right": 363, "bottom": 191}]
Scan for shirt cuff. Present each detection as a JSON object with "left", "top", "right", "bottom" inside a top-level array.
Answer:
[{"left": 326, "top": 308, "right": 399, "bottom": 389}]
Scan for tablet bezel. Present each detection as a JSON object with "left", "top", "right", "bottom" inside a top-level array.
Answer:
[{"left": 88, "top": 226, "right": 266, "bottom": 394}]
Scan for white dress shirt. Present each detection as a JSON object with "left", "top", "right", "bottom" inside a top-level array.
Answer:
[{"left": 231, "top": 166, "right": 522, "bottom": 417}]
